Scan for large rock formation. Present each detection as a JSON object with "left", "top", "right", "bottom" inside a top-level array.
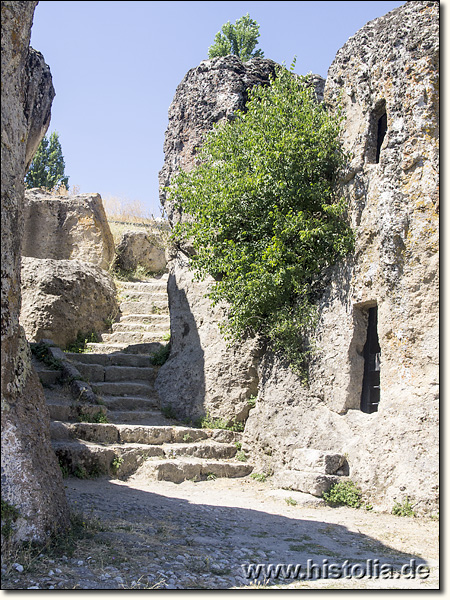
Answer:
[
  {"left": 23, "top": 188, "right": 115, "bottom": 270},
  {"left": 245, "top": 0, "right": 439, "bottom": 513},
  {"left": 1, "top": 1, "right": 69, "bottom": 544},
  {"left": 159, "top": 55, "right": 278, "bottom": 224},
  {"left": 157, "top": 2, "right": 438, "bottom": 513},
  {"left": 20, "top": 257, "right": 119, "bottom": 349},
  {"left": 156, "top": 56, "right": 279, "bottom": 422},
  {"left": 112, "top": 230, "right": 167, "bottom": 274}
]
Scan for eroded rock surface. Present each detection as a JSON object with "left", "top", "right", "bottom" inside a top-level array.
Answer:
[
  {"left": 245, "top": 0, "right": 439, "bottom": 513},
  {"left": 156, "top": 255, "right": 262, "bottom": 423},
  {"left": 1, "top": 1, "right": 69, "bottom": 544},
  {"left": 159, "top": 55, "right": 278, "bottom": 224},
  {"left": 113, "top": 230, "right": 167, "bottom": 274},
  {"left": 23, "top": 188, "right": 115, "bottom": 270},
  {"left": 20, "top": 257, "right": 119, "bottom": 349},
  {"left": 156, "top": 57, "right": 279, "bottom": 422}
]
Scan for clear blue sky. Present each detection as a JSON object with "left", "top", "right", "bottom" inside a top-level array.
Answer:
[{"left": 30, "top": 1, "right": 406, "bottom": 217}]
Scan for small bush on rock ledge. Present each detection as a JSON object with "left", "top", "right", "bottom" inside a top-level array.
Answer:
[{"left": 169, "top": 62, "right": 353, "bottom": 378}]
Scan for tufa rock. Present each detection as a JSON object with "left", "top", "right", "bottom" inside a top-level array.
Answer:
[
  {"left": 1, "top": 0, "right": 70, "bottom": 545},
  {"left": 20, "top": 257, "right": 119, "bottom": 349},
  {"left": 155, "top": 254, "right": 263, "bottom": 423},
  {"left": 159, "top": 55, "right": 278, "bottom": 224},
  {"left": 113, "top": 230, "right": 167, "bottom": 274},
  {"left": 156, "top": 56, "right": 280, "bottom": 422},
  {"left": 23, "top": 188, "right": 115, "bottom": 270},
  {"left": 245, "top": 0, "right": 439, "bottom": 514}
]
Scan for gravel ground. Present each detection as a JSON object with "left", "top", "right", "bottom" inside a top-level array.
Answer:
[{"left": 1, "top": 475, "right": 439, "bottom": 590}]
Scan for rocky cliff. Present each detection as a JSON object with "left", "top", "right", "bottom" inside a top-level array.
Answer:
[
  {"left": 245, "top": 0, "right": 439, "bottom": 513},
  {"left": 157, "top": 2, "right": 439, "bottom": 513},
  {"left": 1, "top": 1, "right": 69, "bottom": 544},
  {"left": 156, "top": 57, "right": 280, "bottom": 422}
]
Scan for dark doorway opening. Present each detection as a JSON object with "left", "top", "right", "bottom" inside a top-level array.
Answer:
[
  {"left": 360, "top": 306, "right": 381, "bottom": 414},
  {"left": 376, "top": 111, "right": 387, "bottom": 163}
]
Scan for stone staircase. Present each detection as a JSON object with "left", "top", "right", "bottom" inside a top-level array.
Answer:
[{"left": 35, "top": 274, "right": 253, "bottom": 483}]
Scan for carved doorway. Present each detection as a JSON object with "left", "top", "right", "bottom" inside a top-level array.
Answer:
[{"left": 360, "top": 306, "right": 381, "bottom": 413}]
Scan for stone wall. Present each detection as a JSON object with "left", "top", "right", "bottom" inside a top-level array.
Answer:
[
  {"left": 23, "top": 188, "right": 115, "bottom": 270},
  {"left": 245, "top": 0, "right": 439, "bottom": 513},
  {"left": 1, "top": 1, "right": 69, "bottom": 544}
]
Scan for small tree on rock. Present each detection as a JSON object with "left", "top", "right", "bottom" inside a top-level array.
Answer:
[
  {"left": 208, "top": 13, "right": 264, "bottom": 61},
  {"left": 25, "top": 131, "right": 69, "bottom": 191}
]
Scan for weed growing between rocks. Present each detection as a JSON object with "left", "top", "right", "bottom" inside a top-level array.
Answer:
[
  {"left": 322, "top": 480, "right": 372, "bottom": 509},
  {"left": 150, "top": 343, "right": 171, "bottom": 366},
  {"left": 199, "top": 412, "right": 245, "bottom": 432},
  {"left": 392, "top": 498, "right": 416, "bottom": 518},
  {"left": 65, "top": 332, "right": 99, "bottom": 353}
]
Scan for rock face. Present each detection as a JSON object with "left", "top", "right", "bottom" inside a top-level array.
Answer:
[
  {"left": 1, "top": 1, "right": 69, "bottom": 544},
  {"left": 156, "top": 255, "right": 262, "bottom": 422},
  {"left": 245, "top": 1, "right": 439, "bottom": 513},
  {"left": 159, "top": 55, "right": 278, "bottom": 224},
  {"left": 156, "top": 56, "right": 279, "bottom": 422},
  {"left": 20, "top": 257, "right": 119, "bottom": 349},
  {"left": 113, "top": 230, "right": 167, "bottom": 274},
  {"left": 23, "top": 188, "right": 115, "bottom": 270}
]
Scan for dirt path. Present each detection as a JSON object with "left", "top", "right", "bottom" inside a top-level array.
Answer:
[{"left": 2, "top": 475, "right": 439, "bottom": 590}]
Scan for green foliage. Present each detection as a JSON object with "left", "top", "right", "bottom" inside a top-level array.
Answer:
[
  {"left": 250, "top": 472, "right": 267, "bottom": 482},
  {"left": 285, "top": 496, "right": 298, "bottom": 506},
  {"left": 65, "top": 331, "right": 99, "bottom": 353},
  {"left": 170, "top": 63, "right": 353, "bottom": 377},
  {"left": 208, "top": 13, "right": 264, "bottom": 61},
  {"left": 322, "top": 480, "right": 363, "bottom": 508},
  {"left": 1, "top": 499, "right": 20, "bottom": 540},
  {"left": 25, "top": 131, "right": 69, "bottom": 190},
  {"left": 150, "top": 343, "right": 171, "bottom": 366},
  {"left": 199, "top": 412, "right": 244, "bottom": 432},
  {"left": 247, "top": 395, "right": 257, "bottom": 409},
  {"left": 161, "top": 404, "right": 178, "bottom": 419},
  {"left": 392, "top": 497, "right": 416, "bottom": 517},
  {"left": 236, "top": 450, "right": 248, "bottom": 462},
  {"left": 30, "top": 341, "right": 63, "bottom": 371},
  {"left": 111, "top": 455, "right": 124, "bottom": 473},
  {"left": 77, "top": 410, "right": 108, "bottom": 424}
]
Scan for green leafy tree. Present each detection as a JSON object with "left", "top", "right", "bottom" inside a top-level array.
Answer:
[
  {"left": 25, "top": 131, "right": 69, "bottom": 190},
  {"left": 169, "top": 64, "right": 353, "bottom": 377},
  {"left": 208, "top": 13, "right": 264, "bottom": 61}
]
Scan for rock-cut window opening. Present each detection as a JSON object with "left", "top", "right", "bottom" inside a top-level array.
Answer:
[
  {"left": 360, "top": 306, "right": 381, "bottom": 414},
  {"left": 366, "top": 100, "right": 387, "bottom": 164},
  {"left": 376, "top": 111, "right": 387, "bottom": 163}
]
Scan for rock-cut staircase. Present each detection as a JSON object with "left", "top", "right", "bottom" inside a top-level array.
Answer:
[{"left": 35, "top": 274, "right": 253, "bottom": 483}]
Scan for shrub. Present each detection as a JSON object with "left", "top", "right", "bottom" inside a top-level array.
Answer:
[
  {"left": 200, "top": 412, "right": 244, "bottom": 432},
  {"left": 322, "top": 480, "right": 363, "bottom": 508},
  {"left": 250, "top": 473, "right": 267, "bottom": 483},
  {"left": 150, "top": 343, "right": 171, "bottom": 366},
  {"left": 169, "top": 62, "right": 353, "bottom": 378},
  {"left": 392, "top": 497, "right": 416, "bottom": 517}
]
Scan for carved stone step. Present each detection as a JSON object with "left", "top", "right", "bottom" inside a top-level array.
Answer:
[
  {"left": 100, "top": 331, "right": 169, "bottom": 344},
  {"left": 272, "top": 469, "right": 343, "bottom": 497},
  {"left": 92, "top": 380, "right": 155, "bottom": 397},
  {"left": 97, "top": 394, "right": 160, "bottom": 411},
  {"left": 117, "top": 280, "right": 168, "bottom": 293},
  {"left": 112, "top": 322, "right": 170, "bottom": 333},
  {"left": 118, "top": 314, "right": 170, "bottom": 325},
  {"left": 119, "top": 291, "right": 168, "bottom": 302},
  {"left": 85, "top": 341, "right": 163, "bottom": 354},
  {"left": 135, "top": 457, "right": 253, "bottom": 483},
  {"left": 119, "top": 301, "right": 169, "bottom": 315},
  {"left": 66, "top": 352, "right": 155, "bottom": 368}
]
